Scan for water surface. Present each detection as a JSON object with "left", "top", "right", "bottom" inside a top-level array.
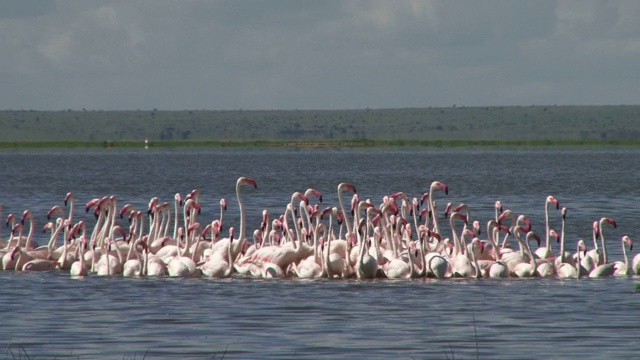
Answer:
[{"left": 1, "top": 147, "right": 639, "bottom": 359}]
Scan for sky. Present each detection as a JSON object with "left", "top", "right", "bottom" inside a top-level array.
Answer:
[{"left": 1, "top": 0, "right": 639, "bottom": 110}]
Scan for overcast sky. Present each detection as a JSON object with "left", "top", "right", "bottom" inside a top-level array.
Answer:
[{"left": 1, "top": 1, "right": 639, "bottom": 110}]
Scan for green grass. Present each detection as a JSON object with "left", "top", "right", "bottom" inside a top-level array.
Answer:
[
  {"left": 2, "top": 105, "right": 640, "bottom": 146},
  {"left": 2, "top": 139, "right": 640, "bottom": 149}
]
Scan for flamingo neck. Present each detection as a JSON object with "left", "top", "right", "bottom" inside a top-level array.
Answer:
[
  {"left": 337, "top": 187, "right": 352, "bottom": 239},
  {"left": 559, "top": 217, "right": 566, "bottom": 263}
]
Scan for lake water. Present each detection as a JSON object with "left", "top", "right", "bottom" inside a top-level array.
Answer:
[{"left": 1, "top": 147, "right": 639, "bottom": 359}]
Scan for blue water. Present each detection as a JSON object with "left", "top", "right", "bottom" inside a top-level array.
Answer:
[{"left": 1, "top": 147, "right": 639, "bottom": 359}]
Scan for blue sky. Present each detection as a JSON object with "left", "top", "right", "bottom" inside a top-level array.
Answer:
[{"left": 1, "top": 0, "right": 639, "bottom": 110}]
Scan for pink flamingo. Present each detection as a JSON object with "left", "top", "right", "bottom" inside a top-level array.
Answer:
[
  {"left": 199, "top": 227, "right": 235, "bottom": 278},
  {"left": 69, "top": 222, "right": 90, "bottom": 276}
]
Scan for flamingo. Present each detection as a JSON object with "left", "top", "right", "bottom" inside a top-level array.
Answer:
[
  {"left": 427, "top": 181, "right": 449, "bottom": 236},
  {"left": 95, "top": 226, "right": 126, "bottom": 276},
  {"left": 23, "top": 218, "right": 73, "bottom": 272},
  {"left": 166, "top": 223, "right": 201, "bottom": 277},
  {"left": 207, "top": 177, "right": 257, "bottom": 262},
  {"left": 355, "top": 233, "right": 378, "bottom": 279},
  {"left": 69, "top": 222, "right": 89, "bottom": 277},
  {"left": 2, "top": 224, "right": 33, "bottom": 270},
  {"left": 613, "top": 236, "right": 633, "bottom": 276},
  {"left": 324, "top": 183, "right": 356, "bottom": 271},
  {"left": 582, "top": 220, "right": 601, "bottom": 271},
  {"left": 557, "top": 240, "right": 587, "bottom": 279},
  {"left": 122, "top": 238, "right": 147, "bottom": 277},
  {"left": 552, "top": 208, "right": 574, "bottom": 267},
  {"left": 6, "top": 246, "right": 35, "bottom": 271},
  {"left": 633, "top": 249, "right": 640, "bottom": 275},
  {"left": 199, "top": 227, "right": 235, "bottom": 278},
  {"left": 512, "top": 228, "right": 541, "bottom": 278},
  {"left": 588, "top": 217, "right": 617, "bottom": 278},
  {"left": 291, "top": 208, "right": 325, "bottom": 279},
  {"left": 323, "top": 207, "right": 349, "bottom": 279},
  {"left": 534, "top": 195, "right": 560, "bottom": 260},
  {"left": 142, "top": 243, "right": 167, "bottom": 276}
]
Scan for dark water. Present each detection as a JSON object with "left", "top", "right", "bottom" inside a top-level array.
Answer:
[{"left": 1, "top": 147, "right": 639, "bottom": 359}]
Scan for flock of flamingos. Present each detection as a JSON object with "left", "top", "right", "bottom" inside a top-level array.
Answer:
[{"left": 1, "top": 177, "right": 639, "bottom": 280}]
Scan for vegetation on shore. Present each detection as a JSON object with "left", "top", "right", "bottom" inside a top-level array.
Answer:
[
  {"left": 1, "top": 105, "right": 639, "bottom": 147},
  {"left": 2, "top": 139, "right": 640, "bottom": 149}
]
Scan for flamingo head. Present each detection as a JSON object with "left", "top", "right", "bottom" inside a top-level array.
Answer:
[
  {"left": 475, "top": 239, "right": 485, "bottom": 254},
  {"left": 547, "top": 195, "right": 559, "bottom": 210},
  {"left": 228, "top": 227, "right": 236, "bottom": 242},
  {"left": 577, "top": 239, "right": 587, "bottom": 255},
  {"left": 623, "top": 235, "right": 633, "bottom": 251},
  {"left": 70, "top": 221, "right": 85, "bottom": 239},
  {"left": 455, "top": 203, "right": 469, "bottom": 214},
  {"left": 495, "top": 200, "right": 503, "bottom": 213},
  {"left": 432, "top": 181, "right": 449, "bottom": 195},
  {"left": 43, "top": 221, "right": 55, "bottom": 233},
  {"left": 238, "top": 177, "right": 257, "bottom": 189},
  {"left": 305, "top": 188, "right": 323, "bottom": 203},
  {"left": 320, "top": 207, "right": 333, "bottom": 220},
  {"left": 47, "top": 206, "right": 64, "bottom": 221},
  {"left": 451, "top": 212, "right": 468, "bottom": 225},
  {"left": 187, "top": 222, "right": 202, "bottom": 236},
  {"left": 420, "top": 192, "right": 429, "bottom": 206},
  {"left": 21, "top": 210, "right": 32, "bottom": 225},
  {"left": 111, "top": 225, "right": 127, "bottom": 240},
  {"left": 147, "top": 197, "right": 159, "bottom": 216},
  {"left": 184, "top": 199, "right": 201, "bottom": 215},
  {"left": 64, "top": 192, "right": 75, "bottom": 206},
  {"left": 497, "top": 210, "right": 513, "bottom": 225},
  {"left": 390, "top": 191, "right": 407, "bottom": 201},
  {"left": 549, "top": 229, "right": 559, "bottom": 243},
  {"left": 443, "top": 202, "right": 453, "bottom": 219},
  {"left": 605, "top": 218, "right": 617, "bottom": 228},
  {"left": 472, "top": 220, "right": 481, "bottom": 235},
  {"left": 528, "top": 231, "right": 541, "bottom": 247},
  {"left": 119, "top": 204, "right": 134, "bottom": 219},
  {"left": 419, "top": 208, "right": 429, "bottom": 222},
  {"left": 338, "top": 182, "right": 357, "bottom": 194},
  {"left": 201, "top": 224, "right": 212, "bottom": 240},
  {"left": 188, "top": 189, "right": 200, "bottom": 200},
  {"left": 444, "top": 239, "right": 454, "bottom": 256},
  {"left": 174, "top": 193, "right": 183, "bottom": 207},
  {"left": 336, "top": 210, "right": 344, "bottom": 225},
  {"left": 6, "top": 213, "right": 15, "bottom": 227},
  {"left": 404, "top": 223, "right": 413, "bottom": 238},
  {"left": 428, "top": 230, "right": 442, "bottom": 242},
  {"left": 519, "top": 216, "right": 532, "bottom": 232},
  {"left": 561, "top": 207, "right": 567, "bottom": 220},
  {"left": 463, "top": 228, "right": 475, "bottom": 238},
  {"left": 85, "top": 198, "right": 100, "bottom": 213}
]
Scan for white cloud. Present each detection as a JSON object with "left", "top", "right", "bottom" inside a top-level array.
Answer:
[{"left": 0, "top": 0, "right": 639, "bottom": 110}]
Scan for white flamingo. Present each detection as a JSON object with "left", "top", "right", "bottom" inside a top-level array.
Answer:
[
  {"left": 613, "top": 236, "right": 633, "bottom": 276},
  {"left": 534, "top": 195, "right": 560, "bottom": 260},
  {"left": 589, "top": 217, "right": 617, "bottom": 278}
]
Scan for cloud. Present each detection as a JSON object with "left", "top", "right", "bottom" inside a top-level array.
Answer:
[{"left": 0, "top": 1, "right": 639, "bottom": 110}]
